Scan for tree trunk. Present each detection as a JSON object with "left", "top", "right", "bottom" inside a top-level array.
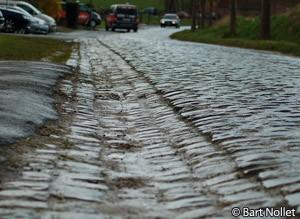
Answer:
[
  {"left": 169, "top": 0, "right": 177, "bottom": 12},
  {"left": 261, "top": 0, "right": 271, "bottom": 39},
  {"left": 208, "top": 0, "right": 213, "bottom": 26},
  {"left": 200, "top": 0, "right": 206, "bottom": 29},
  {"left": 191, "top": 0, "right": 197, "bottom": 31},
  {"left": 229, "top": 0, "right": 236, "bottom": 36}
]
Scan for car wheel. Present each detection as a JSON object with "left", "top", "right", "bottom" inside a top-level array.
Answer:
[
  {"left": 105, "top": 26, "right": 109, "bottom": 31},
  {"left": 127, "top": 28, "right": 130, "bottom": 32},
  {"left": 176, "top": 25, "right": 180, "bottom": 28},
  {"left": 90, "top": 20, "right": 97, "bottom": 29},
  {"left": 17, "top": 28, "right": 26, "bottom": 34},
  {"left": 112, "top": 27, "right": 115, "bottom": 32},
  {"left": 134, "top": 28, "right": 138, "bottom": 32},
  {"left": 5, "top": 20, "right": 14, "bottom": 33}
]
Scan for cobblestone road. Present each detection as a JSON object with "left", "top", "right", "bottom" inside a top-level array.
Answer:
[{"left": 0, "top": 27, "right": 300, "bottom": 218}]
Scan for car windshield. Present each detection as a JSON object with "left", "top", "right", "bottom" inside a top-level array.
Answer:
[
  {"left": 11, "top": 7, "right": 32, "bottom": 17},
  {"left": 116, "top": 7, "right": 137, "bottom": 15},
  {"left": 163, "top": 14, "right": 177, "bottom": 19},
  {"left": 17, "top": 3, "right": 40, "bottom": 16}
]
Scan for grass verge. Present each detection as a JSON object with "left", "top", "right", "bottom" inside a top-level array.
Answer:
[
  {"left": 171, "top": 12, "right": 300, "bottom": 57},
  {"left": 0, "top": 35, "right": 73, "bottom": 63}
]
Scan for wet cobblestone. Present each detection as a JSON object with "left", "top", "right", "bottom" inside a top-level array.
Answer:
[
  {"left": 0, "top": 28, "right": 300, "bottom": 218},
  {"left": 99, "top": 27, "right": 300, "bottom": 215}
]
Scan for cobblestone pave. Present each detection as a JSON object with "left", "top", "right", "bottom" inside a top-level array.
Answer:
[
  {"left": 99, "top": 28, "right": 300, "bottom": 215},
  {"left": 0, "top": 28, "right": 299, "bottom": 218}
]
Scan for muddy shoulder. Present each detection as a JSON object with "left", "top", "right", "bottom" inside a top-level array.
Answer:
[{"left": 0, "top": 61, "right": 79, "bottom": 184}]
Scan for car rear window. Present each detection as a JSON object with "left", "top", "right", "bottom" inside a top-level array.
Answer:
[{"left": 116, "top": 7, "right": 137, "bottom": 15}]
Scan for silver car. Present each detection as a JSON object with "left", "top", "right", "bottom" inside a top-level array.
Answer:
[
  {"left": 160, "top": 13, "right": 180, "bottom": 28},
  {"left": 16, "top": 1, "right": 56, "bottom": 32},
  {"left": 5, "top": 6, "right": 48, "bottom": 34},
  {"left": 0, "top": 1, "right": 56, "bottom": 32},
  {"left": 0, "top": 10, "right": 4, "bottom": 30}
]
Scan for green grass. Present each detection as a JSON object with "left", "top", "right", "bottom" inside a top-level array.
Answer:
[
  {"left": 171, "top": 12, "right": 300, "bottom": 57},
  {"left": 0, "top": 35, "right": 73, "bottom": 63},
  {"left": 81, "top": 0, "right": 164, "bottom": 11}
]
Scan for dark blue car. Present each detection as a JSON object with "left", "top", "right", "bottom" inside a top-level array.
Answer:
[{"left": 0, "top": 7, "right": 31, "bottom": 33}]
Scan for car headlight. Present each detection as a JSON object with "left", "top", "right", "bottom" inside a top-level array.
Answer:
[
  {"left": 161, "top": 20, "right": 165, "bottom": 24},
  {"left": 172, "top": 21, "right": 176, "bottom": 24}
]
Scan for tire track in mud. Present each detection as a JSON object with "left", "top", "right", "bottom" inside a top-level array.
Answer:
[
  {"left": 91, "top": 44, "right": 220, "bottom": 218},
  {"left": 96, "top": 39, "right": 291, "bottom": 216}
]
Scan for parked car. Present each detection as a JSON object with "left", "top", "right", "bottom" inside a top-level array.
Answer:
[
  {"left": 89, "top": 10, "right": 101, "bottom": 28},
  {"left": 0, "top": 7, "right": 31, "bottom": 33},
  {"left": 58, "top": 2, "right": 101, "bottom": 28},
  {"left": 143, "top": 7, "right": 157, "bottom": 15},
  {"left": 79, "top": 3, "right": 101, "bottom": 28},
  {"left": 177, "top": 11, "right": 190, "bottom": 19},
  {"left": 0, "top": 10, "right": 4, "bottom": 30},
  {"left": 16, "top": 1, "right": 56, "bottom": 32},
  {"left": 160, "top": 13, "right": 180, "bottom": 28},
  {"left": 0, "top": 1, "right": 57, "bottom": 32},
  {"left": 6, "top": 6, "right": 49, "bottom": 34},
  {"left": 105, "top": 4, "right": 139, "bottom": 32}
]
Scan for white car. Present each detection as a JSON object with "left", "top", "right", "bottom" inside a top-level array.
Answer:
[{"left": 160, "top": 13, "right": 180, "bottom": 28}]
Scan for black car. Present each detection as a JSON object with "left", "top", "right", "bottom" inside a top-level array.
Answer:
[
  {"left": 0, "top": 7, "right": 31, "bottom": 33},
  {"left": 105, "top": 4, "right": 138, "bottom": 32},
  {"left": 0, "top": 10, "right": 4, "bottom": 30}
]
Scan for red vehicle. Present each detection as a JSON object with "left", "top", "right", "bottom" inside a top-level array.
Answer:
[
  {"left": 105, "top": 4, "right": 138, "bottom": 32},
  {"left": 58, "top": 3, "right": 101, "bottom": 28}
]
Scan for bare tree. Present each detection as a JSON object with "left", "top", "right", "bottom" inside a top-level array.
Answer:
[
  {"left": 191, "top": 0, "right": 197, "bottom": 31},
  {"left": 229, "top": 0, "right": 236, "bottom": 35},
  {"left": 165, "top": 0, "right": 177, "bottom": 12},
  {"left": 261, "top": 0, "right": 271, "bottom": 39},
  {"left": 200, "top": 0, "right": 206, "bottom": 29},
  {"left": 208, "top": 0, "right": 214, "bottom": 26}
]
